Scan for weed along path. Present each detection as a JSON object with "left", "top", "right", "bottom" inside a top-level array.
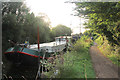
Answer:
[{"left": 90, "top": 45, "right": 119, "bottom": 78}]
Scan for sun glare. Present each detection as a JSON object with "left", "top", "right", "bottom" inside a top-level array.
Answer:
[{"left": 25, "top": 0, "right": 87, "bottom": 34}]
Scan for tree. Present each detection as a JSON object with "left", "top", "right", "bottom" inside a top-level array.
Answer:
[
  {"left": 51, "top": 24, "right": 72, "bottom": 37},
  {"left": 75, "top": 2, "right": 120, "bottom": 46},
  {"left": 2, "top": 2, "right": 28, "bottom": 51},
  {"left": 2, "top": 2, "right": 52, "bottom": 52}
]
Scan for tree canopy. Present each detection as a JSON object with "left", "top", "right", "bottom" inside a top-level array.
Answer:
[
  {"left": 75, "top": 2, "right": 120, "bottom": 46},
  {"left": 51, "top": 24, "right": 72, "bottom": 37},
  {"left": 2, "top": 2, "right": 51, "bottom": 51}
]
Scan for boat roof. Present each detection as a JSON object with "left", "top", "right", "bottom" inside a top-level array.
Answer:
[
  {"left": 30, "top": 41, "right": 66, "bottom": 49},
  {"left": 55, "top": 36, "right": 71, "bottom": 39}
]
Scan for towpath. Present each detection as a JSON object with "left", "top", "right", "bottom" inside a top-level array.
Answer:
[{"left": 90, "top": 43, "right": 120, "bottom": 78}]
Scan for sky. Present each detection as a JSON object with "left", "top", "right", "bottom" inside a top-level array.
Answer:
[{"left": 25, "top": 0, "right": 87, "bottom": 34}]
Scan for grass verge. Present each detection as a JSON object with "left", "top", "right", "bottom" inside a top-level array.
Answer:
[{"left": 44, "top": 36, "right": 96, "bottom": 78}]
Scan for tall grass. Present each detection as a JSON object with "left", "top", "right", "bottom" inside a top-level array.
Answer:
[{"left": 44, "top": 36, "right": 96, "bottom": 78}]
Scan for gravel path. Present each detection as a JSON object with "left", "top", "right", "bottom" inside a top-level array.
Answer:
[{"left": 90, "top": 45, "right": 119, "bottom": 78}]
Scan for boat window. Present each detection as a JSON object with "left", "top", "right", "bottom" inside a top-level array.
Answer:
[
  {"left": 62, "top": 38, "right": 66, "bottom": 41},
  {"left": 56, "top": 38, "right": 59, "bottom": 41},
  {"left": 56, "top": 38, "right": 66, "bottom": 41}
]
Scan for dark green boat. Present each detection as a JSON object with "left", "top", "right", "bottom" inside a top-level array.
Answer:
[{"left": 5, "top": 46, "right": 48, "bottom": 66}]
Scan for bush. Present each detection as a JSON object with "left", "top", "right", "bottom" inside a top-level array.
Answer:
[{"left": 73, "top": 36, "right": 93, "bottom": 52}]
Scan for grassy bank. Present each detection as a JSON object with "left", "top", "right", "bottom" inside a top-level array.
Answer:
[
  {"left": 95, "top": 36, "right": 120, "bottom": 67},
  {"left": 44, "top": 36, "right": 96, "bottom": 78}
]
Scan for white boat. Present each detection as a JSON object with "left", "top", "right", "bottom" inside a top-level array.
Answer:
[{"left": 30, "top": 36, "right": 71, "bottom": 53}]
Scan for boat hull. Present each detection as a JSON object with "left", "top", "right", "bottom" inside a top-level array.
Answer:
[
  {"left": 4, "top": 46, "right": 53, "bottom": 66},
  {"left": 5, "top": 51, "right": 39, "bottom": 66}
]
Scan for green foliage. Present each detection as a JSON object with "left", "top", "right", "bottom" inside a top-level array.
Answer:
[
  {"left": 45, "top": 52, "right": 96, "bottom": 78},
  {"left": 75, "top": 2, "right": 120, "bottom": 46},
  {"left": 95, "top": 35, "right": 120, "bottom": 66},
  {"left": 2, "top": 2, "right": 52, "bottom": 52},
  {"left": 45, "top": 36, "right": 95, "bottom": 78},
  {"left": 57, "top": 51, "right": 95, "bottom": 78},
  {"left": 83, "top": 30, "right": 99, "bottom": 41},
  {"left": 51, "top": 24, "right": 72, "bottom": 37},
  {"left": 73, "top": 36, "right": 92, "bottom": 52}
]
